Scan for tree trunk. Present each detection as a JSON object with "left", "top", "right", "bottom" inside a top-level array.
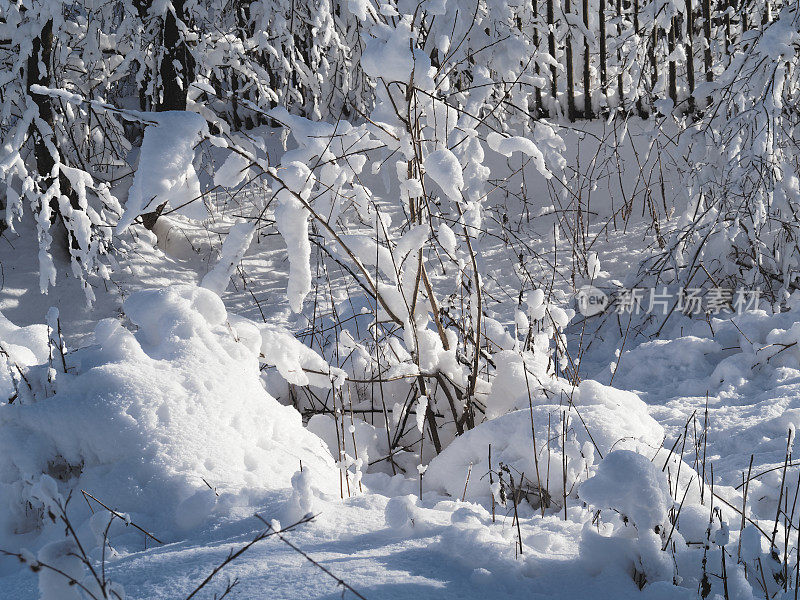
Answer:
[
  {"left": 615, "top": 0, "right": 623, "bottom": 110},
  {"left": 685, "top": 0, "right": 696, "bottom": 114},
  {"left": 158, "top": 0, "right": 194, "bottom": 112},
  {"left": 532, "top": 0, "right": 544, "bottom": 117},
  {"left": 547, "top": 0, "right": 558, "bottom": 112},
  {"left": 702, "top": 0, "right": 713, "bottom": 103},
  {"left": 724, "top": 0, "right": 731, "bottom": 61},
  {"left": 134, "top": 0, "right": 152, "bottom": 111},
  {"left": 28, "top": 19, "right": 56, "bottom": 182},
  {"left": 633, "top": 0, "right": 646, "bottom": 116},
  {"left": 583, "top": 0, "right": 593, "bottom": 118},
  {"left": 649, "top": 27, "right": 657, "bottom": 113},
  {"left": 668, "top": 18, "right": 677, "bottom": 105},
  {"left": 742, "top": 0, "right": 749, "bottom": 33},
  {"left": 599, "top": 0, "right": 608, "bottom": 104},
  {"left": 229, "top": 70, "right": 243, "bottom": 130},
  {"left": 27, "top": 19, "right": 80, "bottom": 249},
  {"left": 565, "top": 0, "right": 577, "bottom": 121}
]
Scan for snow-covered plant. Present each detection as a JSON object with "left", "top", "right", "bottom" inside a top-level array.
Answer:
[
  {"left": 643, "top": 3, "right": 800, "bottom": 305},
  {"left": 199, "top": 1, "right": 570, "bottom": 470},
  {"left": 230, "top": 0, "right": 366, "bottom": 120},
  {"left": 1, "top": 475, "right": 127, "bottom": 600},
  {"left": 119, "top": 0, "right": 366, "bottom": 123},
  {"left": 0, "top": 0, "right": 126, "bottom": 302},
  {"left": 580, "top": 450, "right": 674, "bottom": 587}
]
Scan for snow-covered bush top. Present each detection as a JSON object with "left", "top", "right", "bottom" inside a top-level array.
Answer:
[{"left": 0, "top": 285, "right": 338, "bottom": 548}]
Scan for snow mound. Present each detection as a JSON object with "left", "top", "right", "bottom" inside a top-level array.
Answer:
[
  {"left": 0, "top": 313, "right": 49, "bottom": 402},
  {"left": 0, "top": 286, "right": 337, "bottom": 547},
  {"left": 579, "top": 450, "right": 671, "bottom": 531},
  {"left": 599, "top": 336, "right": 723, "bottom": 397},
  {"left": 424, "top": 380, "right": 663, "bottom": 508},
  {"left": 579, "top": 450, "right": 674, "bottom": 585}
]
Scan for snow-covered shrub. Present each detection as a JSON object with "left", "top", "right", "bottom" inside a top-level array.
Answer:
[
  {"left": 424, "top": 380, "right": 663, "bottom": 511},
  {"left": 0, "top": 0, "right": 361, "bottom": 301},
  {"left": 124, "top": 0, "right": 364, "bottom": 123},
  {"left": 0, "top": 285, "right": 337, "bottom": 550},
  {"left": 579, "top": 449, "right": 674, "bottom": 587},
  {"left": 642, "top": 2, "right": 800, "bottom": 305},
  {"left": 115, "top": 111, "right": 209, "bottom": 230},
  {"left": 20, "top": 477, "right": 128, "bottom": 600},
  {"left": 0, "top": 0, "right": 127, "bottom": 301},
  {"left": 197, "top": 1, "right": 571, "bottom": 477},
  {"left": 0, "top": 313, "right": 50, "bottom": 404},
  {"left": 36, "top": 537, "right": 88, "bottom": 600}
]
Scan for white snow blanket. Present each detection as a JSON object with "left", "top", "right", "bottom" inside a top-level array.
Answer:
[
  {"left": 425, "top": 379, "right": 663, "bottom": 506},
  {"left": 0, "top": 286, "right": 337, "bottom": 547}
]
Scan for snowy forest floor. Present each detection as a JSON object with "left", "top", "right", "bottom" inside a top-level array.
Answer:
[{"left": 0, "top": 121, "right": 795, "bottom": 599}]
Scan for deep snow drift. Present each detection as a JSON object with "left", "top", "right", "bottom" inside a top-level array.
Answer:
[
  {"left": 0, "top": 283, "right": 693, "bottom": 599},
  {"left": 3, "top": 277, "right": 798, "bottom": 599},
  {"left": 0, "top": 285, "right": 338, "bottom": 560},
  {"left": 2, "top": 131, "right": 799, "bottom": 597}
]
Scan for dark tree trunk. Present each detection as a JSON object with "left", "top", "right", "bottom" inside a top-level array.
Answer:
[
  {"left": 547, "top": 0, "right": 557, "bottom": 111},
  {"left": 27, "top": 19, "right": 80, "bottom": 249},
  {"left": 615, "top": 0, "right": 624, "bottom": 110},
  {"left": 685, "top": 0, "right": 696, "bottom": 113},
  {"left": 583, "top": 0, "right": 593, "bottom": 118},
  {"left": 532, "top": 0, "right": 544, "bottom": 117},
  {"left": 742, "top": 0, "right": 749, "bottom": 34},
  {"left": 724, "top": 0, "right": 731, "bottom": 61},
  {"left": 158, "top": 0, "right": 194, "bottom": 112},
  {"left": 599, "top": 0, "right": 608, "bottom": 103},
  {"left": 702, "top": 0, "right": 713, "bottom": 103},
  {"left": 668, "top": 18, "right": 677, "bottom": 105},
  {"left": 633, "top": 0, "right": 647, "bottom": 116},
  {"left": 565, "top": 0, "right": 577, "bottom": 121},
  {"left": 28, "top": 20, "right": 56, "bottom": 181},
  {"left": 229, "top": 70, "right": 243, "bottom": 130},
  {"left": 649, "top": 28, "right": 657, "bottom": 113},
  {"left": 702, "top": 0, "right": 714, "bottom": 82},
  {"left": 134, "top": 0, "right": 152, "bottom": 111}
]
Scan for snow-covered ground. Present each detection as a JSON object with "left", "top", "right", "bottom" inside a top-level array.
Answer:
[{"left": 0, "top": 119, "right": 796, "bottom": 600}]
